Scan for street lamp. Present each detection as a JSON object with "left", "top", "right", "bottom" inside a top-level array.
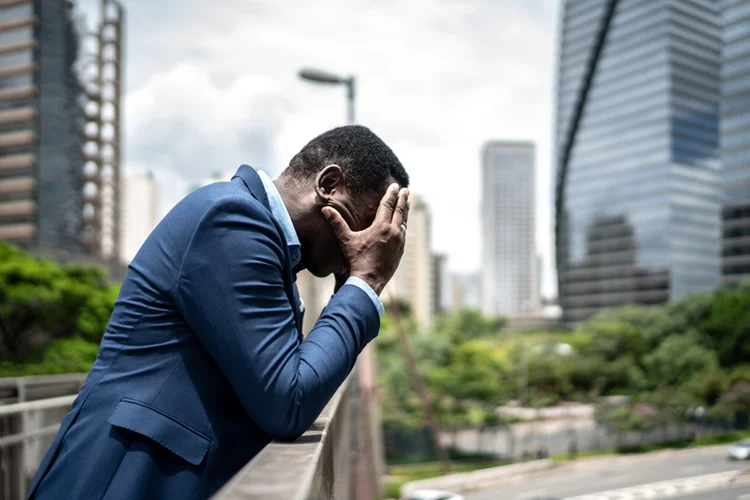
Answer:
[{"left": 298, "top": 67, "right": 356, "bottom": 125}]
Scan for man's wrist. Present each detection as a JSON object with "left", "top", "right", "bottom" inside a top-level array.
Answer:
[
  {"left": 350, "top": 272, "right": 384, "bottom": 296},
  {"left": 343, "top": 276, "right": 385, "bottom": 317}
]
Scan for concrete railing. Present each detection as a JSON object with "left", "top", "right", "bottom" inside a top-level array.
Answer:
[{"left": 213, "top": 376, "right": 359, "bottom": 500}]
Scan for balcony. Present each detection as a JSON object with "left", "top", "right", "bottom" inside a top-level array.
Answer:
[
  {"left": 0, "top": 84, "right": 35, "bottom": 102},
  {"left": 0, "top": 39, "right": 35, "bottom": 55},
  {"left": 0, "top": 62, "right": 35, "bottom": 79},
  {"left": 0, "top": 105, "right": 35, "bottom": 125},
  {"left": 0, "top": 152, "right": 35, "bottom": 171},
  {"left": 0, "top": 221, "right": 35, "bottom": 240},
  {"left": 0, "top": 0, "right": 35, "bottom": 10},
  {"left": 0, "top": 199, "right": 36, "bottom": 217},
  {"left": 0, "top": 175, "right": 34, "bottom": 195},
  {"left": 0, "top": 129, "right": 34, "bottom": 148}
]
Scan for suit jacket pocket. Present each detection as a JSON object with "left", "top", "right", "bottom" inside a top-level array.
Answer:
[{"left": 107, "top": 397, "right": 211, "bottom": 466}]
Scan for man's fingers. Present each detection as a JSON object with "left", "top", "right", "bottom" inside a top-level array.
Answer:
[
  {"left": 322, "top": 207, "right": 351, "bottom": 242},
  {"left": 392, "top": 188, "right": 410, "bottom": 228},
  {"left": 375, "top": 183, "right": 400, "bottom": 223}
]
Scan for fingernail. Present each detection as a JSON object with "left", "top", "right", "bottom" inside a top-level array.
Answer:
[
  {"left": 403, "top": 188, "right": 410, "bottom": 196},
  {"left": 390, "top": 183, "right": 399, "bottom": 191},
  {"left": 321, "top": 208, "right": 330, "bottom": 219}
]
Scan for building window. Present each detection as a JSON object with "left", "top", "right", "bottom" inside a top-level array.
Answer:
[
  {"left": 0, "top": 26, "right": 32, "bottom": 46},
  {"left": 0, "top": 3, "right": 33, "bottom": 23},
  {"left": 0, "top": 72, "right": 32, "bottom": 88},
  {"left": 0, "top": 49, "right": 32, "bottom": 67}
]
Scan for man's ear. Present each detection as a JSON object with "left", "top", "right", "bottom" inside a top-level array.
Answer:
[{"left": 314, "top": 164, "right": 345, "bottom": 201}]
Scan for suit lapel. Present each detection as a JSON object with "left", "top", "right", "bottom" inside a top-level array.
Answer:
[{"left": 231, "top": 165, "right": 303, "bottom": 335}]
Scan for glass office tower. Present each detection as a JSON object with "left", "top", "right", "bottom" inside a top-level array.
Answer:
[
  {"left": 555, "top": 0, "right": 722, "bottom": 323},
  {"left": 721, "top": 0, "right": 750, "bottom": 286}
]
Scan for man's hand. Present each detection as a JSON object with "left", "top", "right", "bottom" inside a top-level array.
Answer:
[{"left": 322, "top": 184, "right": 409, "bottom": 296}]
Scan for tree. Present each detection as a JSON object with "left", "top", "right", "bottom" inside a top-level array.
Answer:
[
  {"left": 0, "top": 242, "right": 118, "bottom": 362},
  {"left": 583, "top": 305, "right": 677, "bottom": 349},
  {"left": 432, "top": 308, "right": 506, "bottom": 343},
  {"left": 577, "top": 320, "right": 647, "bottom": 362},
  {"left": 643, "top": 333, "right": 718, "bottom": 388},
  {"left": 700, "top": 287, "right": 750, "bottom": 367}
]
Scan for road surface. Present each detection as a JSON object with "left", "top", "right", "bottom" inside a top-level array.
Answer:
[{"left": 465, "top": 447, "right": 749, "bottom": 500}]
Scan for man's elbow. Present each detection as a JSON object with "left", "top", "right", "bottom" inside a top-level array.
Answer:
[{"left": 263, "top": 419, "right": 310, "bottom": 442}]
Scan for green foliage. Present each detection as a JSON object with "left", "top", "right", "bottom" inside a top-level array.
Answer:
[
  {"left": 0, "top": 241, "right": 119, "bottom": 373},
  {"left": 0, "top": 337, "right": 99, "bottom": 377},
  {"left": 583, "top": 305, "right": 677, "bottom": 349},
  {"left": 432, "top": 308, "right": 506, "bottom": 342},
  {"left": 577, "top": 319, "right": 647, "bottom": 361},
  {"left": 700, "top": 287, "right": 750, "bottom": 367},
  {"left": 643, "top": 333, "right": 718, "bottom": 387},
  {"left": 378, "top": 282, "right": 750, "bottom": 450}
]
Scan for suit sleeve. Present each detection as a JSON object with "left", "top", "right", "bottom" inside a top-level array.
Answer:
[{"left": 175, "top": 194, "right": 380, "bottom": 441}]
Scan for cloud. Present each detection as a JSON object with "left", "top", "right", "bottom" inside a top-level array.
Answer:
[{"left": 80, "top": 0, "right": 560, "bottom": 295}]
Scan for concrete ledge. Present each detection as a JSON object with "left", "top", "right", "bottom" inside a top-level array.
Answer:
[
  {"left": 401, "top": 459, "right": 558, "bottom": 496},
  {"left": 211, "top": 378, "right": 353, "bottom": 500}
]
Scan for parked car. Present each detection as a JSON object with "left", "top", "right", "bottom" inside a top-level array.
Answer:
[
  {"left": 401, "top": 489, "right": 464, "bottom": 500},
  {"left": 727, "top": 439, "right": 750, "bottom": 460}
]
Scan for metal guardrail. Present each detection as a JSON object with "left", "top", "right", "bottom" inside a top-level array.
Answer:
[
  {"left": 0, "top": 395, "right": 77, "bottom": 418},
  {"left": 0, "top": 375, "right": 84, "bottom": 500},
  {"left": 0, "top": 396, "right": 76, "bottom": 450},
  {"left": 212, "top": 377, "right": 356, "bottom": 500}
]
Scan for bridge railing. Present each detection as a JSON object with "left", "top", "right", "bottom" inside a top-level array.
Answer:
[
  {"left": 0, "top": 375, "right": 86, "bottom": 500},
  {"left": 212, "top": 376, "right": 359, "bottom": 500}
]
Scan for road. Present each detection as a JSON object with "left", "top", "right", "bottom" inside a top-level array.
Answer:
[
  {"left": 675, "top": 482, "right": 750, "bottom": 500},
  {"left": 465, "top": 447, "right": 749, "bottom": 500}
]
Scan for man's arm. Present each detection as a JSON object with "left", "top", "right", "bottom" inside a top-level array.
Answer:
[{"left": 175, "top": 194, "right": 379, "bottom": 441}]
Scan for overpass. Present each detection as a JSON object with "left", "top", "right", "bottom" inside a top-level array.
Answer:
[{"left": 0, "top": 373, "right": 372, "bottom": 500}]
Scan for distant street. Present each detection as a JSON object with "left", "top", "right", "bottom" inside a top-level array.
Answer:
[{"left": 465, "top": 447, "right": 749, "bottom": 500}]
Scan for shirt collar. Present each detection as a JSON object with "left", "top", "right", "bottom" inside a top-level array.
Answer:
[{"left": 256, "top": 169, "right": 302, "bottom": 270}]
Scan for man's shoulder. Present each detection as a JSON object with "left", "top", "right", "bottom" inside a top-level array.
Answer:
[{"left": 176, "top": 179, "right": 274, "bottom": 227}]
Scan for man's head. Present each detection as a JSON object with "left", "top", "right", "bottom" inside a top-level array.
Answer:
[{"left": 277, "top": 125, "right": 409, "bottom": 277}]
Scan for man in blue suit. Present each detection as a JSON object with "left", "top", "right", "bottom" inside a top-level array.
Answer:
[{"left": 28, "top": 125, "right": 410, "bottom": 499}]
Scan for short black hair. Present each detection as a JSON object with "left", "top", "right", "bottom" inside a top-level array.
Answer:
[{"left": 284, "top": 125, "right": 409, "bottom": 195}]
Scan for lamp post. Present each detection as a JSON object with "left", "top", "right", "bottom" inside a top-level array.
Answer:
[
  {"left": 298, "top": 68, "right": 356, "bottom": 125},
  {"left": 299, "top": 66, "right": 379, "bottom": 498}
]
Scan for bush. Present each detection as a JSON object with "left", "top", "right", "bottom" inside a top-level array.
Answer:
[
  {"left": 0, "top": 337, "right": 99, "bottom": 377},
  {"left": 0, "top": 241, "right": 118, "bottom": 375}
]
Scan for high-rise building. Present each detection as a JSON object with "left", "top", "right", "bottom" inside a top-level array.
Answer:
[
  {"left": 555, "top": 0, "right": 722, "bottom": 323},
  {"left": 481, "top": 141, "right": 537, "bottom": 317},
  {"left": 121, "top": 171, "right": 159, "bottom": 262},
  {"left": 0, "top": 0, "right": 85, "bottom": 252},
  {"left": 430, "top": 253, "right": 447, "bottom": 318},
  {"left": 449, "top": 272, "right": 482, "bottom": 311},
  {"left": 0, "top": 0, "right": 124, "bottom": 260},
  {"left": 81, "top": 0, "right": 125, "bottom": 260},
  {"left": 721, "top": 0, "right": 750, "bottom": 287},
  {"left": 383, "top": 194, "right": 433, "bottom": 328}
]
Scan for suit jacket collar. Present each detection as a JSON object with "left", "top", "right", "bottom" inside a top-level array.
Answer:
[{"left": 232, "top": 165, "right": 270, "bottom": 212}]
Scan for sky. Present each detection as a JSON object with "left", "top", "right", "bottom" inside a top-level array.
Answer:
[{"left": 77, "top": 0, "right": 560, "bottom": 297}]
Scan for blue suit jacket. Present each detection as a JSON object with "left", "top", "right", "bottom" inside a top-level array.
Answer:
[{"left": 28, "top": 166, "right": 380, "bottom": 500}]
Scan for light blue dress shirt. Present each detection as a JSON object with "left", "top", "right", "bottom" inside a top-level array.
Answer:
[{"left": 256, "top": 170, "right": 384, "bottom": 317}]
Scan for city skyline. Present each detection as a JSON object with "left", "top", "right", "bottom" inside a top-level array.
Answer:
[{"left": 73, "top": 0, "right": 560, "bottom": 296}]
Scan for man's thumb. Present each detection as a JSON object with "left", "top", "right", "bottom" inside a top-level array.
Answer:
[{"left": 322, "top": 207, "right": 350, "bottom": 240}]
